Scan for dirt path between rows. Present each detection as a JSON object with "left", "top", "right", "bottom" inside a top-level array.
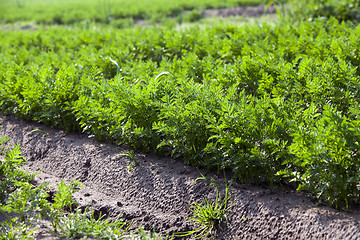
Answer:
[
  {"left": 201, "top": 4, "right": 277, "bottom": 18},
  {"left": 1, "top": 114, "right": 360, "bottom": 239}
]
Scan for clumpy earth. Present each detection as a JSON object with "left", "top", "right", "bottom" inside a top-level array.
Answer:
[{"left": 1, "top": 114, "right": 360, "bottom": 239}]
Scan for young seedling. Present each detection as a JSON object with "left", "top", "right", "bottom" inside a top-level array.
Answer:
[
  {"left": 40, "top": 180, "right": 82, "bottom": 233},
  {"left": 56, "top": 206, "right": 131, "bottom": 239},
  {"left": 117, "top": 150, "right": 138, "bottom": 172},
  {"left": 176, "top": 173, "right": 234, "bottom": 239},
  {"left": 0, "top": 222, "right": 37, "bottom": 240},
  {"left": 2, "top": 181, "right": 49, "bottom": 227},
  {"left": 265, "top": 0, "right": 286, "bottom": 18},
  {"left": 29, "top": 129, "right": 49, "bottom": 135},
  {"left": 124, "top": 226, "right": 174, "bottom": 240},
  {"left": 0, "top": 136, "right": 9, "bottom": 154}
]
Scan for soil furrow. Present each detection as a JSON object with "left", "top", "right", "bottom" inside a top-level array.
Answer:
[{"left": 1, "top": 114, "right": 359, "bottom": 239}]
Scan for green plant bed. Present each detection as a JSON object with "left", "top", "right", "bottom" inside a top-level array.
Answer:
[
  {"left": 0, "top": 0, "right": 266, "bottom": 25},
  {"left": 1, "top": 18, "right": 360, "bottom": 209}
]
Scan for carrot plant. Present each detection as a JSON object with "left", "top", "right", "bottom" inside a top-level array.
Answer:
[
  {"left": 1, "top": 14, "right": 360, "bottom": 209},
  {"left": 291, "top": 0, "right": 360, "bottom": 24},
  {"left": 0, "top": 135, "right": 163, "bottom": 239},
  {"left": 0, "top": 143, "right": 34, "bottom": 204},
  {"left": 0, "top": 0, "right": 265, "bottom": 25}
]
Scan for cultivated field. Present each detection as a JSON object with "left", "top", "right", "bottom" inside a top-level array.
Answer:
[{"left": 1, "top": 0, "right": 360, "bottom": 239}]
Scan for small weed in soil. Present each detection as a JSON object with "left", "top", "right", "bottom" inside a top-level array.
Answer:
[{"left": 177, "top": 174, "right": 234, "bottom": 239}]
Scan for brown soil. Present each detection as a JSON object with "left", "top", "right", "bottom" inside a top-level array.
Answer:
[
  {"left": 1, "top": 114, "right": 360, "bottom": 239},
  {"left": 133, "top": 5, "right": 277, "bottom": 26},
  {"left": 202, "top": 5, "right": 277, "bottom": 18}
]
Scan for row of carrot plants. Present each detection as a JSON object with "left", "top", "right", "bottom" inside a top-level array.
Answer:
[
  {"left": 1, "top": 19, "right": 360, "bottom": 209},
  {"left": 0, "top": 0, "right": 263, "bottom": 25}
]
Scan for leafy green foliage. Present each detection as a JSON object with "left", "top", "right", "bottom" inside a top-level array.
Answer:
[
  {"left": 55, "top": 207, "right": 130, "bottom": 239},
  {"left": 1, "top": 16, "right": 360, "bottom": 209},
  {"left": 0, "top": 143, "right": 33, "bottom": 204},
  {"left": 38, "top": 180, "right": 82, "bottom": 233},
  {"left": 0, "top": 0, "right": 264, "bottom": 25},
  {"left": 280, "top": 105, "right": 360, "bottom": 209},
  {"left": 0, "top": 140, "right": 142, "bottom": 239},
  {"left": 3, "top": 182, "right": 49, "bottom": 226},
  {"left": 0, "top": 223, "right": 37, "bottom": 240},
  {"left": 291, "top": 0, "right": 360, "bottom": 24}
]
